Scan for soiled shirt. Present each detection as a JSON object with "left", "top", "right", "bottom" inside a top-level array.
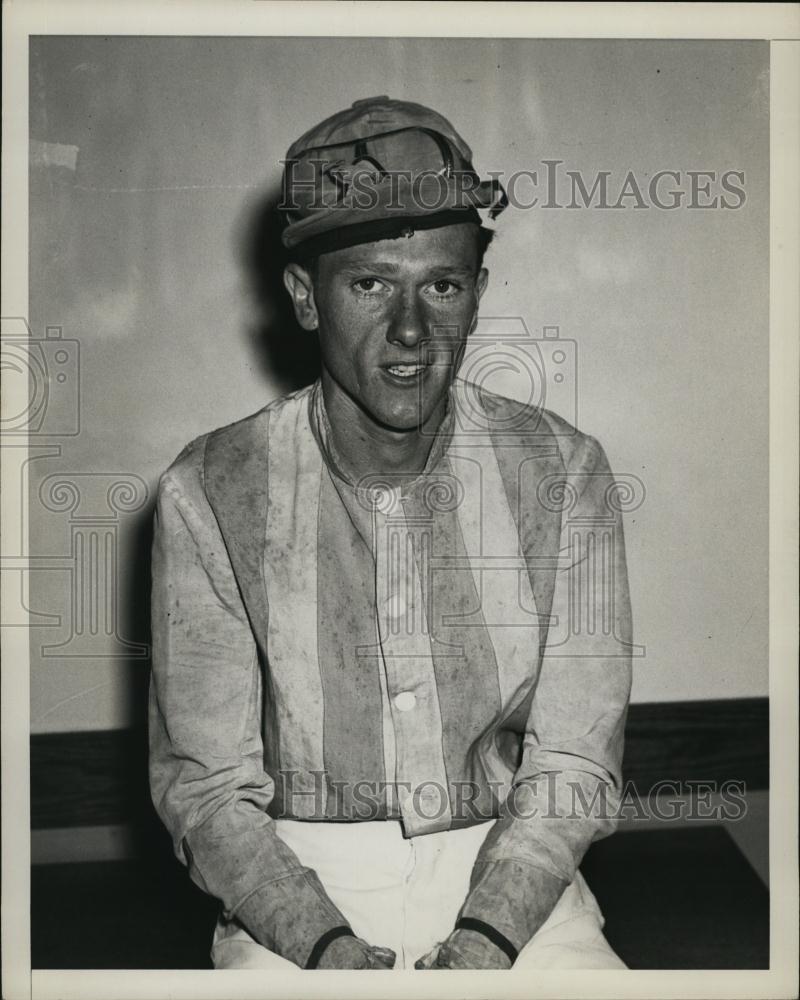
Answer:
[{"left": 148, "top": 378, "right": 633, "bottom": 966}]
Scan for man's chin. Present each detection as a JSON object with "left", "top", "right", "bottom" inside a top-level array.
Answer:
[
  {"left": 375, "top": 409, "right": 427, "bottom": 433},
  {"left": 378, "top": 390, "right": 453, "bottom": 430},
  {"left": 374, "top": 391, "right": 451, "bottom": 434}
]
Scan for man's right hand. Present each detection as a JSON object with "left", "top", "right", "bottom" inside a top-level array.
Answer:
[{"left": 315, "top": 936, "right": 396, "bottom": 969}]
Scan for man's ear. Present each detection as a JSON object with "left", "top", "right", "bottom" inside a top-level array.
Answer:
[
  {"left": 283, "top": 263, "right": 319, "bottom": 331},
  {"left": 476, "top": 267, "right": 489, "bottom": 301},
  {"left": 468, "top": 267, "right": 489, "bottom": 336}
]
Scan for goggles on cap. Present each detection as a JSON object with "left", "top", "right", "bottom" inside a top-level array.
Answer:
[{"left": 280, "top": 125, "right": 507, "bottom": 257}]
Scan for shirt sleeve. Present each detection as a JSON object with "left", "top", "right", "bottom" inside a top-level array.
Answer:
[
  {"left": 456, "top": 431, "right": 633, "bottom": 955},
  {"left": 148, "top": 454, "right": 351, "bottom": 967}
]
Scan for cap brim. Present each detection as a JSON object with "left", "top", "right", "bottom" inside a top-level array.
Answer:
[{"left": 287, "top": 208, "right": 482, "bottom": 259}]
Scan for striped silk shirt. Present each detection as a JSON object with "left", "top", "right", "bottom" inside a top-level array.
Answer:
[{"left": 149, "top": 377, "right": 633, "bottom": 966}]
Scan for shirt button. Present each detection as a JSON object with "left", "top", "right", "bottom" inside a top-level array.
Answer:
[{"left": 393, "top": 691, "right": 417, "bottom": 712}]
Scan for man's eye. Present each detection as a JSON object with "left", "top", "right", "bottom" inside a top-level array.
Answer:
[
  {"left": 353, "top": 278, "right": 384, "bottom": 294},
  {"left": 431, "top": 279, "right": 459, "bottom": 296}
]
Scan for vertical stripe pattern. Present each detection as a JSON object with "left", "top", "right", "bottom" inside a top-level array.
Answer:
[
  {"left": 447, "top": 442, "right": 541, "bottom": 708},
  {"left": 199, "top": 379, "right": 613, "bottom": 834},
  {"left": 316, "top": 469, "right": 386, "bottom": 820},
  {"left": 373, "top": 490, "right": 452, "bottom": 835},
  {"left": 263, "top": 397, "right": 327, "bottom": 818},
  {"left": 404, "top": 468, "right": 504, "bottom": 826}
]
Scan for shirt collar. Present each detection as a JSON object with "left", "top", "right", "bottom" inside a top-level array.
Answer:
[{"left": 307, "top": 378, "right": 456, "bottom": 500}]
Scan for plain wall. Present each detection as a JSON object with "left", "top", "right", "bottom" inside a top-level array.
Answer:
[{"left": 27, "top": 37, "right": 769, "bottom": 732}]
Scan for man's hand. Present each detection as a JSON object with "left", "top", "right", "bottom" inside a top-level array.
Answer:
[
  {"left": 315, "top": 936, "right": 396, "bottom": 969},
  {"left": 414, "top": 928, "right": 512, "bottom": 970}
]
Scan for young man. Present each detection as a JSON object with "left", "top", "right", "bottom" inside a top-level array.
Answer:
[{"left": 149, "top": 97, "right": 632, "bottom": 971}]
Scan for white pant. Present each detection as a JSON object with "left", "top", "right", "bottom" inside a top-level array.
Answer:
[{"left": 211, "top": 818, "right": 625, "bottom": 970}]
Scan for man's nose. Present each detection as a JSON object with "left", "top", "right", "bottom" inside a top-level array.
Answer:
[{"left": 386, "top": 291, "right": 426, "bottom": 350}]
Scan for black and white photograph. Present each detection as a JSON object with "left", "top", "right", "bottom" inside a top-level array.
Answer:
[{"left": 2, "top": 3, "right": 798, "bottom": 998}]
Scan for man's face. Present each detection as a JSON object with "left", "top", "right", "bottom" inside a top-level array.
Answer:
[{"left": 284, "top": 223, "right": 488, "bottom": 432}]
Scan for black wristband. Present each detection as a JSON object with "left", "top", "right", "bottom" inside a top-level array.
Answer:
[
  {"left": 305, "top": 925, "right": 356, "bottom": 969},
  {"left": 455, "top": 917, "right": 518, "bottom": 966}
]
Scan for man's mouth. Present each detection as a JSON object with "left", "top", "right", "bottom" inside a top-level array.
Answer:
[{"left": 385, "top": 364, "right": 426, "bottom": 378}]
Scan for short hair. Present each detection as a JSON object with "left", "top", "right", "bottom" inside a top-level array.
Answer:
[
  {"left": 294, "top": 223, "right": 495, "bottom": 280},
  {"left": 474, "top": 224, "right": 495, "bottom": 268}
]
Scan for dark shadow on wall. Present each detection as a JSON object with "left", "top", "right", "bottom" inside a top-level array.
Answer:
[
  {"left": 127, "top": 501, "right": 154, "bottom": 734},
  {"left": 236, "top": 185, "right": 321, "bottom": 394},
  {"left": 119, "top": 500, "right": 175, "bottom": 862},
  {"left": 124, "top": 187, "right": 314, "bottom": 714}
]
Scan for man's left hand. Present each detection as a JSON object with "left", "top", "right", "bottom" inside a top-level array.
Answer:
[{"left": 414, "top": 928, "right": 512, "bottom": 970}]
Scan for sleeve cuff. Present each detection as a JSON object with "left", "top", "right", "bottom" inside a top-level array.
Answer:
[
  {"left": 455, "top": 917, "right": 518, "bottom": 965},
  {"left": 233, "top": 868, "right": 353, "bottom": 968},
  {"left": 459, "top": 858, "right": 569, "bottom": 953},
  {"left": 305, "top": 926, "right": 356, "bottom": 969}
]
